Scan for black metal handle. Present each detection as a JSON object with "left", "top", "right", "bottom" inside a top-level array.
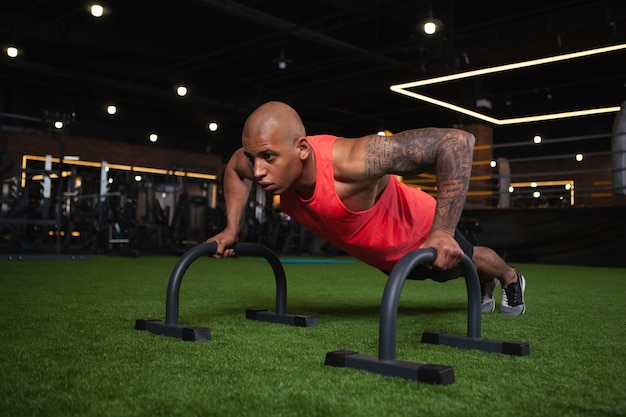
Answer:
[
  {"left": 378, "top": 248, "right": 481, "bottom": 361},
  {"left": 165, "top": 242, "right": 286, "bottom": 324}
]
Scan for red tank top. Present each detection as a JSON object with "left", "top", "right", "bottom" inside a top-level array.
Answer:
[{"left": 279, "top": 135, "right": 436, "bottom": 271}]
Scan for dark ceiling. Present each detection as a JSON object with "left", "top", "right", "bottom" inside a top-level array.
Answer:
[{"left": 1, "top": 0, "right": 625, "bottom": 161}]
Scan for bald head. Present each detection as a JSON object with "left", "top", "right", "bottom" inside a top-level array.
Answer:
[{"left": 242, "top": 101, "right": 306, "bottom": 145}]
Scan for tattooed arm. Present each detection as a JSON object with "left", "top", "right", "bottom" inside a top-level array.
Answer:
[
  {"left": 386, "top": 128, "right": 475, "bottom": 236},
  {"left": 335, "top": 128, "right": 475, "bottom": 268}
]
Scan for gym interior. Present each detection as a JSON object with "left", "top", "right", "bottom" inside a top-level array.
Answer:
[{"left": 1, "top": 2, "right": 625, "bottom": 416}]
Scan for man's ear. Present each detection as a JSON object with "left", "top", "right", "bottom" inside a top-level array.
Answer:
[{"left": 295, "top": 137, "right": 310, "bottom": 160}]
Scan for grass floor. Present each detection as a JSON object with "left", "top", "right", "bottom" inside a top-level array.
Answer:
[{"left": 0, "top": 253, "right": 624, "bottom": 417}]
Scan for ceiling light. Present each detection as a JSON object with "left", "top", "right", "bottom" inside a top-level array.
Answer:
[
  {"left": 390, "top": 44, "right": 626, "bottom": 125},
  {"left": 106, "top": 105, "right": 117, "bottom": 115},
  {"left": 6, "top": 46, "right": 18, "bottom": 58},
  {"left": 272, "top": 49, "right": 292, "bottom": 70},
  {"left": 421, "top": 17, "right": 444, "bottom": 35},
  {"left": 90, "top": 3, "right": 105, "bottom": 17},
  {"left": 418, "top": 8, "right": 444, "bottom": 35},
  {"left": 533, "top": 135, "right": 542, "bottom": 144},
  {"left": 423, "top": 21, "right": 436, "bottom": 35},
  {"left": 207, "top": 122, "right": 218, "bottom": 132},
  {"left": 149, "top": 133, "right": 158, "bottom": 143},
  {"left": 176, "top": 85, "right": 188, "bottom": 97}
]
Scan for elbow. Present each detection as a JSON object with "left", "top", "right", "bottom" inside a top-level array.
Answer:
[
  {"left": 460, "top": 129, "right": 475, "bottom": 150},
  {"left": 453, "top": 129, "right": 475, "bottom": 156}
]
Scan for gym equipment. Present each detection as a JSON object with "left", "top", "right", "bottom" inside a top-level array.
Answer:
[
  {"left": 135, "top": 242, "right": 317, "bottom": 341},
  {"left": 325, "top": 248, "right": 530, "bottom": 385},
  {"left": 612, "top": 102, "right": 626, "bottom": 195}
]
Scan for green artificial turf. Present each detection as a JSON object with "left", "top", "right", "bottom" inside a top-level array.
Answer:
[{"left": 0, "top": 254, "right": 624, "bottom": 417}]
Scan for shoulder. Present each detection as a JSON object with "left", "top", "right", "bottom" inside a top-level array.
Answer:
[
  {"left": 306, "top": 134, "right": 337, "bottom": 148},
  {"left": 228, "top": 148, "right": 254, "bottom": 179},
  {"left": 331, "top": 135, "right": 383, "bottom": 181}
]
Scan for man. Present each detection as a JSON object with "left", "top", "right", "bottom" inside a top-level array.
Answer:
[{"left": 207, "top": 101, "right": 525, "bottom": 315}]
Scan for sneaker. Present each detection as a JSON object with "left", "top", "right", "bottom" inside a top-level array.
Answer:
[
  {"left": 500, "top": 270, "right": 526, "bottom": 316},
  {"left": 480, "top": 278, "right": 498, "bottom": 313}
]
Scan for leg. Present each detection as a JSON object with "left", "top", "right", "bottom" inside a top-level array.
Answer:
[
  {"left": 472, "top": 246, "right": 526, "bottom": 316},
  {"left": 472, "top": 246, "right": 517, "bottom": 288}
]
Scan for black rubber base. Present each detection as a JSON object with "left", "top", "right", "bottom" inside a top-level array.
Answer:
[
  {"left": 324, "top": 350, "right": 455, "bottom": 385},
  {"left": 421, "top": 331, "right": 531, "bottom": 356},
  {"left": 136, "top": 308, "right": 317, "bottom": 342},
  {"left": 245, "top": 308, "right": 318, "bottom": 327},
  {"left": 135, "top": 318, "right": 212, "bottom": 341}
]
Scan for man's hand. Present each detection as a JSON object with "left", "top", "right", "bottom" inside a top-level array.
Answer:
[
  {"left": 419, "top": 229, "right": 464, "bottom": 270},
  {"left": 205, "top": 230, "right": 238, "bottom": 258}
]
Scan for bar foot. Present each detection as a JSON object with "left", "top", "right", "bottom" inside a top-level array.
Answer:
[
  {"left": 421, "top": 331, "right": 530, "bottom": 356},
  {"left": 135, "top": 318, "right": 212, "bottom": 341},
  {"left": 245, "top": 308, "right": 318, "bottom": 327},
  {"left": 324, "top": 350, "right": 455, "bottom": 385}
]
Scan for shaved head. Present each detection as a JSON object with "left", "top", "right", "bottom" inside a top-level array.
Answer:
[
  {"left": 242, "top": 101, "right": 306, "bottom": 145},
  {"left": 238, "top": 101, "right": 315, "bottom": 195}
]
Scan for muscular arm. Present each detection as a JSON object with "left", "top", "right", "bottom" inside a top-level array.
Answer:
[
  {"left": 337, "top": 128, "right": 475, "bottom": 269},
  {"left": 206, "top": 148, "right": 254, "bottom": 257},
  {"left": 364, "top": 128, "right": 475, "bottom": 234}
]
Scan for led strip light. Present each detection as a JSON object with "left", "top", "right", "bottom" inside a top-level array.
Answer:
[{"left": 390, "top": 44, "right": 626, "bottom": 125}]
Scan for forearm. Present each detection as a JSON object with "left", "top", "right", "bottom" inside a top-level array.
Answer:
[
  {"left": 431, "top": 130, "right": 474, "bottom": 234},
  {"left": 222, "top": 152, "right": 253, "bottom": 237}
]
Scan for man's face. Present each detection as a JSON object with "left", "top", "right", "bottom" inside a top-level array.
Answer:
[{"left": 243, "top": 133, "right": 302, "bottom": 195}]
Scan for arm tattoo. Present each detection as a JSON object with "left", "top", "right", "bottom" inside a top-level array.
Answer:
[
  {"left": 365, "top": 128, "right": 474, "bottom": 232},
  {"left": 365, "top": 135, "right": 393, "bottom": 178},
  {"left": 364, "top": 133, "right": 430, "bottom": 178},
  {"left": 364, "top": 129, "right": 447, "bottom": 177},
  {"left": 431, "top": 131, "right": 474, "bottom": 233}
]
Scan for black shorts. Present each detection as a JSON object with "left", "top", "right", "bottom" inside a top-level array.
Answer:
[{"left": 382, "top": 228, "right": 474, "bottom": 283}]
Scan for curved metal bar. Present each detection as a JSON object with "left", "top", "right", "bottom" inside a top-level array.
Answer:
[
  {"left": 460, "top": 254, "right": 481, "bottom": 339},
  {"left": 378, "top": 248, "right": 436, "bottom": 361},
  {"left": 234, "top": 242, "right": 287, "bottom": 315},
  {"left": 325, "top": 249, "right": 526, "bottom": 381},
  {"left": 378, "top": 249, "right": 481, "bottom": 361},
  {"left": 165, "top": 242, "right": 286, "bottom": 325}
]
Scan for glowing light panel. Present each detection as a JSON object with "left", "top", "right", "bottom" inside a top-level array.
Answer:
[{"left": 390, "top": 44, "right": 626, "bottom": 125}]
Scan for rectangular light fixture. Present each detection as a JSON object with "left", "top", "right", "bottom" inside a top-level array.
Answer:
[
  {"left": 21, "top": 155, "right": 217, "bottom": 188},
  {"left": 390, "top": 44, "right": 626, "bottom": 125}
]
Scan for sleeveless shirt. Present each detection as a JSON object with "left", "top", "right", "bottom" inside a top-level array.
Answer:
[{"left": 279, "top": 134, "right": 437, "bottom": 271}]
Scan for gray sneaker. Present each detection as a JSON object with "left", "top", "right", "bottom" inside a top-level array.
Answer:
[
  {"left": 501, "top": 270, "right": 526, "bottom": 316},
  {"left": 480, "top": 278, "right": 498, "bottom": 313}
]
